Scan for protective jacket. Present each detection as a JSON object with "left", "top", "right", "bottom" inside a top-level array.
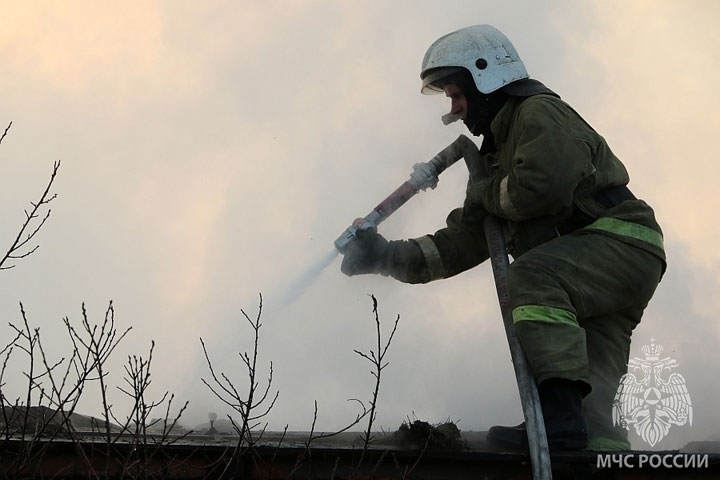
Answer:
[{"left": 380, "top": 94, "right": 665, "bottom": 283}]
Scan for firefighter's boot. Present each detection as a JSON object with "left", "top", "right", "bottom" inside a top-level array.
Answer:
[{"left": 487, "top": 379, "right": 588, "bottom": 450}]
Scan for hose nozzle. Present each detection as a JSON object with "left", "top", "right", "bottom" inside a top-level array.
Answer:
[{"left": 334, "top": 219, "right": 378, "bottom": 253}]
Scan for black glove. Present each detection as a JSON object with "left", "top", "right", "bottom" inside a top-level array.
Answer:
[
  {"left": 461, "top": 181, "right": 488, "bottom": 225},
  {"left": 340, "top": 228, "right": 390, "bottom": 276}
]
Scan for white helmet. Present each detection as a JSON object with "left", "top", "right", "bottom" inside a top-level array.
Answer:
[{"left": 421, "top": 25, "right": 528, "bottom": 95}]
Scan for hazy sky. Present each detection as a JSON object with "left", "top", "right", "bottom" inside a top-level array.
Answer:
[{"left": 2, "top": 1, "right": 719, "bottom": 450}]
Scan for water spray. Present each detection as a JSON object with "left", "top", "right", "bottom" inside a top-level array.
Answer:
[{"left": 277, "top": 249, "right": 340, "bottom": 308}]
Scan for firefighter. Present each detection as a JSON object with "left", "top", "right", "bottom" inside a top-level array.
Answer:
[{"left": 340, "top": 25, "right": 665, "bottom": 451}]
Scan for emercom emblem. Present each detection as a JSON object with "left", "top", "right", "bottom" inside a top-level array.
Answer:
[{"left": 612, "top": 338, "right": 693, "bottom": 447}]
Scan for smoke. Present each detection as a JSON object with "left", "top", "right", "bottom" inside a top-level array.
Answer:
[{"left": 2, "top": 1, "right": 719, "bottom": 450}]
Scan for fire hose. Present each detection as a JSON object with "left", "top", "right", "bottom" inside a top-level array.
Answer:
[{"left": 335, "top": 134, "right": 552, "bottom": 480}]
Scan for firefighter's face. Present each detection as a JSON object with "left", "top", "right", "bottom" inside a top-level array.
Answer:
[{"left": 444, "top": 84, "right": 467, "bottom": 120}]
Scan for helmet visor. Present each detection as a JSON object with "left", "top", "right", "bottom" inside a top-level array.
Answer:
[{"left": 420, "top": 67, "right": 464, "bottom": 95}]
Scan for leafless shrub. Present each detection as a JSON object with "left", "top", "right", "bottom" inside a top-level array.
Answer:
[
  {"left": 65, "top": 303, "right": 132, "bottom": 442},
  {"left": 109, "top": 341, "right": 192, "bottom": 479},
  {"left": 354, "top": 294, "right": 399, "bottom": 451},
  {"left": 0, "top": 302, "right": 192, "bottom": 479},
  {"left": 116, "top": 341, "right": 190, "bottom": 444},
  {"left": 284, "top": 398, "right": 369, "bottom": 479},
  {"left": 1, "top": 282, "right": 410, "bottom": 478},
  {"left": 200, "top": 293, "right": 279, "bottom": 477},
  {"left": 349, "top": 294, "right": 400, "bottom": 477},
  {"left": 0, "top": 303, "right": 113, "bottom": 477},
  {"left": 199, "top": 293, "right": 404, "bottom": 480},
  {"left": 285, "top": 294, "right": 400, "bottom": 480}
]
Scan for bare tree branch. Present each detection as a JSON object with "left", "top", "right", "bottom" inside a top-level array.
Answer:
[
  {"left": 0, "top": 121, "right": 11, "bottom": 146},
  {"left": 1, "top": 159, "right": 61, "bottom": 271},
  {"left": 353, "top": 294, "right": 401, "bottom": 471}
]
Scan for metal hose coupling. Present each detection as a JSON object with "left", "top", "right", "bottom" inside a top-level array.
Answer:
[{"left": 334, "top": 134, "right": 479, "bottom": 253}]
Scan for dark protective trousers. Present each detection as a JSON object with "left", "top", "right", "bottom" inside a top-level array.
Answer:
[{"left": 506, "top": 230, "right": 664, "bottom": 445}]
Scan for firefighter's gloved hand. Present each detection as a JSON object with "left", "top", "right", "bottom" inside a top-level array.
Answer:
[
  {"left": 462, "top": 181, "right": 489, "bottom": 225},
  {"left": 341, "top": 228, "right": 390, "bottom": 276}
]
